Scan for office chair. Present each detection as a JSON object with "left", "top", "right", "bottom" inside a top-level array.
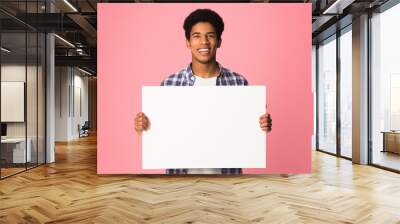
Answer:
[{"left": 79, "top": 121, "right": 90, "bottom": 138}]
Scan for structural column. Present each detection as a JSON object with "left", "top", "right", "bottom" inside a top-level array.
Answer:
[
  {"left": 46, "top": 0, "right": 55, "bottom": 163},
  {"left": 352, "top": 14, "right": 369, "bottom": 164}
]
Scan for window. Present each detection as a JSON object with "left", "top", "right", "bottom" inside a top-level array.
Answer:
[
  {"left": 339, "top": 27, "right": 352, "bottom": 158},
  {"left": 317, "top": 35, "right": 337, "bottom": 154},
  {"left": 371, "top": 2, "right": 400, "bottom": 171}
]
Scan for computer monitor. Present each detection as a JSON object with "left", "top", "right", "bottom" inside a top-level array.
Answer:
[{"left": 1, "top": 123, "right": 7, "bottom": 137}]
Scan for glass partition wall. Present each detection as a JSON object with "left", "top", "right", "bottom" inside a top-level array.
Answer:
[{"left": 0, "top": 1, "right": 46, "bottom": 179}]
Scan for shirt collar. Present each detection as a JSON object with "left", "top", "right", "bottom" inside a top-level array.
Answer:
[{"left": 185, "top": 62, "right": 225, "bottom": 81}]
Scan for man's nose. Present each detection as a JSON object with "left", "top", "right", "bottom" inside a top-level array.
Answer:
[{"left": 200, "top": 36, "right": 210, "bottom": 44}]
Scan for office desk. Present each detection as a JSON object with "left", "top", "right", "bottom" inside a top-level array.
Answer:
[
  {"left": 1, "top": 138, "right": 31, "bottom": 164},
  {"left": 381, "top": 131, "right": 400, "bottom": 154}
]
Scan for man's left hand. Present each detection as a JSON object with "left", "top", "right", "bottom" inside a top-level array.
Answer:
[{"left": 259, "top": 113, "right": 272, "bottom": 132}]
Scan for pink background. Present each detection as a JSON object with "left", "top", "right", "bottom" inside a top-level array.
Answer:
[{"left": 97, "top": 3, "right": 312, "bottom": 174}]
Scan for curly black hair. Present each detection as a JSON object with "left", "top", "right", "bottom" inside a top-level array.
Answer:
[{"left": 183, "top": 9, "right": 224, "bottom": 41}]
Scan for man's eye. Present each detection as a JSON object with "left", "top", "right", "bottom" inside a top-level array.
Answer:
[{"left": 207, "top": 34, "right": 215, "bottom": 38}]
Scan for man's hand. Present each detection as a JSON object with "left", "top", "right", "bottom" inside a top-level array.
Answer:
[
  {"left": 259, "top": 113, "right": 272, "bottom": 132},
  {"left": 135, "top": 112, "right": 150, "bottom": 133}
]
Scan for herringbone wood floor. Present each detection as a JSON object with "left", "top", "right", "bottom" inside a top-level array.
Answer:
[{"left": 1, "top": 134, "right": 400, "bottom": 224}]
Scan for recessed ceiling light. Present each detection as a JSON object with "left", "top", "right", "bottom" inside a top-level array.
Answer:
[
  {"left": 323, "top": 0, "right": 355, "bottom": 15},
  {"left": 1, "top": 47, "right": 11, "bottom": 53},
  {"left": 63, "top": 0, "right": 78, "bottom": 12},
  {"left": 78, "top": 67, "right": 93, "bottom": 76},
  {"left": 54, "top": 34, "right": 75, "bottom": 48}
]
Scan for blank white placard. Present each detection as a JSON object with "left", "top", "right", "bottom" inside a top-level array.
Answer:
[
  {"left": 1, "top": 82, "right": 25, "bottom": 122},
  {"left": 142, "top": 86, "right": 266, "bottom": 169}
]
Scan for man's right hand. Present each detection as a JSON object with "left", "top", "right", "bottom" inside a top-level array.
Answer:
[{"left": 135, "top": 112, "right": 150, "bottom": 132}]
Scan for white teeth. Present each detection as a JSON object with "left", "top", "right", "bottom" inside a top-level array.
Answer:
[{"left": 198, "top": 49, "right": 209, "bottom": 52}]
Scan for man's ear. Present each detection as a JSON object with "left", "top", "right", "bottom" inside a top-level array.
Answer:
[
  {"left": 217, "top": 38, "right": 222, "bottom": 48},
  {"left": 186, "top": 39, "right": 190, "bottom": 49}
]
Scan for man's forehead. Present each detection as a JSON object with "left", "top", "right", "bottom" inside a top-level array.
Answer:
[{"left": 190, "top": 22, "right": 216, "bottom": 33}]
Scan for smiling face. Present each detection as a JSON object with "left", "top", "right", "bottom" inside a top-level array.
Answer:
[{"left": 186, "top": 22, "right": 221, "bottom": 65}]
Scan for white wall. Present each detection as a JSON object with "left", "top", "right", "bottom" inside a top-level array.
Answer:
[
  {"left": 55, "top": 67, "right": 89, "bottom": 141},
  {"left": 55, "top": 66, "right": 70, "bottom": 141},
  {"left": 72, "top": 72, "right": 89, "bottom": 138}
]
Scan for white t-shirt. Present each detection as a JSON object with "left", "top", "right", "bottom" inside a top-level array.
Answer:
[
  {"left": 193, "top": 75, "right": 218, "bottom": 86},
  {"left": 188, "top": 75, "right": 220, "bottom": 174}
]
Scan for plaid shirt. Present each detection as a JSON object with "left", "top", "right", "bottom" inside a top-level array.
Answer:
[
  {"left": 161, "top": 63, "right": 248, "bottom": 86},
  {"left": 162, "top": 63, "right": 247, "bottom": 175}
]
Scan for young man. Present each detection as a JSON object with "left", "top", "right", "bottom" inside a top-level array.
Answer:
[{"left": 135, "top": 9, "right": 272, "bottom": 175}]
